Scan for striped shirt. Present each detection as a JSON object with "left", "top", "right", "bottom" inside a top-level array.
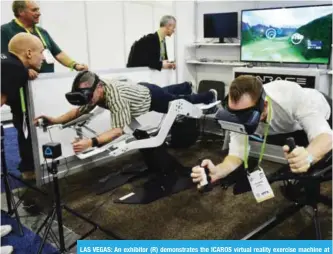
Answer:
[{"left": 79, "top": 78, "right": 151, "bottom": 128}]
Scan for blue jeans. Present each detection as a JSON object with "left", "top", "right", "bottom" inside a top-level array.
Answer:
[{"left": 139, "top": 82, "right": 214, "bottom": 113}]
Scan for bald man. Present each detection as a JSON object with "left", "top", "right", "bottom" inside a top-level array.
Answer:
[{"left": 1, "top": 32, "right": 44, "bottom": 180}]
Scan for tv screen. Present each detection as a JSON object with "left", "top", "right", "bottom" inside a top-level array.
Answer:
[
  {"left": 241, "top": 5, "right": 333, "bottom": 64},
  {"left": 204, "top": 12, "right": 238, "bottom": 40}
]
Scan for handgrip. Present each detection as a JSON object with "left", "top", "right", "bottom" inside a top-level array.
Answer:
[
  {"left": 286, "top": 137, "right": 296, "bottom": 153},
  {"left": 37, "top": 118, "right": 50, "bottom": 132},
  {"left": 198, "top": 160, "right": 213, "bottom": 192}
]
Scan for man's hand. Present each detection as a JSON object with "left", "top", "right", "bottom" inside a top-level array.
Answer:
[
  {"left": 171, "top": 62, "right": 176, "bottom": 70},
  {"left": 72, "top": 138, "right": 92, "bottom": 153},
  {"left": 33, "top": 115, "right": 57, "bottom": 126},
  {"left": 191, "top": 159, "right": 222, "bottom": 189},
  {"left": 28, "top": 69, "right": 39, "bottom": 80},
  {"left": 283, "top": 145, "right": 312, "bottom": 173},
  {"left": 75, "top": 64, "right": 88, "bottom": 71},
  {"left": 162, "top": 60, "right": 174, "bottom": 69}
]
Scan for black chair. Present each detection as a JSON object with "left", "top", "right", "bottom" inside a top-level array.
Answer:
[{"left": 197, "top": 80, "right": 225, "bottom": 101}]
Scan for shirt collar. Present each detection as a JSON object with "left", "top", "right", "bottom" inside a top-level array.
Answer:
[{"left": 157, "top": 30, "right": 165, "bottom": 43}]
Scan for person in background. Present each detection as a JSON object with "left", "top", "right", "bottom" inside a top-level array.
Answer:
[
  {"left": 127, "top": 15, "right": 176, "bottom": 71},
  {"left": 1, "top": 0, "right": 88, "bottom": 80},
  {"left": 0, "top": 225, "right": 13, "bottom": 254},
  {"left": 1, "top": 33, "right": 45, "bottom": 180}
]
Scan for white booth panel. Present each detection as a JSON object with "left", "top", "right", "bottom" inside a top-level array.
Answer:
[
  {"left": 124, "top": 2, "right": 154, "bottom": 61},
  {"left": 39, "top": 1, "right": 89, "bottom": 73},
  {"left": 1, "top": 1, "right": 14, "bottom": 25},
  {"left": 86, "top": 1, "right": 125, "bottom": 70}
]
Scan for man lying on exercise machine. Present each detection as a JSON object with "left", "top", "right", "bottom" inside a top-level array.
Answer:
[
  {"left": 191, "top": 75, "right": 332, "bottom": 189},
  {"left": 34, "top": 71, "right": 217, "bottom": 153}
]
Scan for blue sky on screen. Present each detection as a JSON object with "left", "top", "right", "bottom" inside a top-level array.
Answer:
[{"left": 243, "top": 5, "right": 332, "bottom": 28}]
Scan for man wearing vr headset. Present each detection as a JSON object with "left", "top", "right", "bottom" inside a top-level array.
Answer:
[
  {"left": 191, "top": 75, "right": 332, "bottom": 188},
  {"left": 34, "top": 71, "right": 217, "bottom": 153}
]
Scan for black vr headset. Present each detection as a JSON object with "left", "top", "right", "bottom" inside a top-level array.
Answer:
[
  {"left": 65, "top": 71, "right": 101, "bottom": 106},
  {"left": 216, "top": 89, "right": 266, "bottom": 135}
]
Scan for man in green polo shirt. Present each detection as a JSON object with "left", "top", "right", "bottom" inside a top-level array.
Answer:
[{"left": 1, "top": 0, "right": 88, "bottom": 79}]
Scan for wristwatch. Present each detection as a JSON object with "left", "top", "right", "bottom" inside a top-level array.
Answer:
[
  {"left": 307, "top": 154, "right": 314, "bottom": 167},
  {"left": 91, "top": 137, "right": 99, "bottom": 147}
]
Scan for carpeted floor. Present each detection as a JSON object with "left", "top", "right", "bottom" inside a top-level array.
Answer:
[
  {"left": 1, "top": 126, "right": 24, "bottom": 193},
  {"left": 1, "top": 211, "right": 59, "bottom": 254},
  {"left": 21, "top": 137, "right": 332, "bottom": 240}
]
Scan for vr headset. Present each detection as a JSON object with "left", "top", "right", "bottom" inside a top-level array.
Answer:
[
  {"left": 216, "top": 89, "right": 266, "bottom": 135},
  {"left": 65, "top": 71, "right": 101, "bottom": 106}
]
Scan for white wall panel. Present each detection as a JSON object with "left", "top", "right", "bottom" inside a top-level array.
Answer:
[
  {"left": 86, "top": 1, "right": 125, "bottom": 70},
  {"left": 124, "top": 2, "right": 153, "bottom": 63},
  {"left": 39, "top": 1, "right": 89, "bottom": 73},
  {"left": 1, "top": 0, "right": 14, "bottom": 25},
  {"left": 175, "top": 1, "right": 196, "bottom": 84}
]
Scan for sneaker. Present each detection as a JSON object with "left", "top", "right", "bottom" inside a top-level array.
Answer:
[
  {"left": 203, "top": 89, "right": 218, "bottom": 114},
  {"left": 0, "top": 225, "right": 12, "bottom": 238},
  {"left": 0, "top": 246, "right": 14, "bottom": 254},
  {"left": 209, "top": 89, "right": 218, "bottom": 103}
]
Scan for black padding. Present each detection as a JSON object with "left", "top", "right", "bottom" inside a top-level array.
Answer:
[
  {"left": 198, "top": 80, "right": 225, "bottom": 101},
  {"left": 169, "top": 117, "right": 199, "bottom": 148}
]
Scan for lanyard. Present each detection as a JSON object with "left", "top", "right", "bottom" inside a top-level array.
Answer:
[
  {"left": 243, "top": 96, "right": 272, "bottom": 170},
  {"left": 19, "top": 87, "right": 26, "bottom": 113},
  {"left": 15, "top": 19, "right": 47, "bottom": 47}
]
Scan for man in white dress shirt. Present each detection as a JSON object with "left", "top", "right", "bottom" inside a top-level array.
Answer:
[{"left": 191, "top": 75, "right": 332, "bottom": 187}]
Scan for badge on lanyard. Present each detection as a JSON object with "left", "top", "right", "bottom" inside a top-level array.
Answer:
[
  {"left": 43, "top": 49, "right": 54, "bottom": 64},
  {"left": 247, "top": 166, "right": 274, "bottom": 203},
  {"left": 243, "top": 96, "right": 274, "bottom": 203}
]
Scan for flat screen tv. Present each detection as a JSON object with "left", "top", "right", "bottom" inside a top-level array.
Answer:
[
  {"left": 204, "top": 12, "right": 238, "bottom": 43},
  {"left": 241, "top": 5, "right": 333, "bottom": 64}
]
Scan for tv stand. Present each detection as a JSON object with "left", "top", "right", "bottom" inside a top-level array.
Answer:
[{"left": 218, "top": 38, "right": 225, "bottom": 43}]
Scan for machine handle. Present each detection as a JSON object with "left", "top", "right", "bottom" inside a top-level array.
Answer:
[
  {"left": 198, "top": 160, "right": 213, "bottom": 192},
  {"left": 286, "top": 137, "right": 296, "bottom": 153}
]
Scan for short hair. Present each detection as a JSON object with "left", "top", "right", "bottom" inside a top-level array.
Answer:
[
  {"left": 229, "top": 75, "right": 263, "bottom": 103},
  {"left": 72, "top": 71, "right": 97, "bottom": 91},
  {"left": 160, "top": 15, "right": 176, "bottom": 27},
  {"left": 12, "top": 1, "right": 27, "bottom": 18}
]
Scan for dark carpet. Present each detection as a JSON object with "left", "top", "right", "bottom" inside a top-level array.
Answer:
[
  {"left": 22, "top": 137, "right": 332, "bottom": 240},
  {"left": 1, "top": 211, "right": 59, "bottom": 254},
  {"left": 1, "top": 126, "right": 24, "bottom": 193}
]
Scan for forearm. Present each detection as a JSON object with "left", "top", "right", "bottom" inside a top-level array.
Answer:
[
  {"left": 214, "top": 155, "right": 243, "bottom": 180},
  {"left": 55, "top": 52, "right": 76, "bottom": 69},
  {"left": 55, "top": 108, "right": 79, "bottom": 124},
  {"left": 96, "top": 128, "right": 123, "bottom": 146},
  {"left": 306, "top": 133, "right": 332, "bottom": 163}
]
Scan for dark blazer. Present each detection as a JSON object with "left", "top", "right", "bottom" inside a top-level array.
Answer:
[{"left": 127, "top": 32, "right": 168, "bottom": 71}]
